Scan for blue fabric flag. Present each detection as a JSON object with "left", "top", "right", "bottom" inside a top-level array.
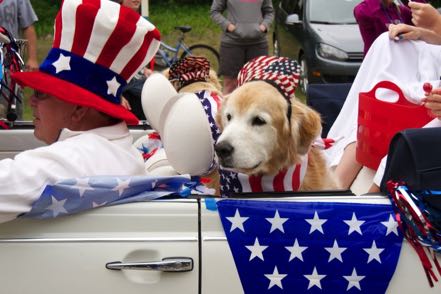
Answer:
[
  {"left": 22, "top": 175, "right": 201, "bottom": 219},
  {"left": 217, "top": 200, "right": 403, "bottom": 293}
]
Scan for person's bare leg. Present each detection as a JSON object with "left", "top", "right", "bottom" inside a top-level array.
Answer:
[
  {"left": 368, "top": 184, "right": 380, "bottom": 193},
  {"left": 334, "top": 142, "right": 363, "bottom": 189},
  {"left": 222, "top": 76, "right": 238, "bottom": 95}
]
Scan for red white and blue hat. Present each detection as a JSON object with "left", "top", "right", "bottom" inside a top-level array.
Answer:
[
  {"left": 237, "top": 56, "right": 300, "bottom": 101},
  {"left": 13, "top": 0, "right": 161, "bottom": 125}
]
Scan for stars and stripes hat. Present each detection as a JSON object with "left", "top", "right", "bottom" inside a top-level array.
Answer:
[
  {"left": 12, "top": 0, "right": 161, "bottom": 125},
  {"left": 237, "top": 56, "right": 300, "bottom": 101},
  {"left": 168, "top": 56, "right": 210, "bottom": 90}
]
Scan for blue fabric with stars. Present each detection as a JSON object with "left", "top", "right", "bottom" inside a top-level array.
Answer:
[
  {"left": 40, "top": 48, "right": 126, "bottom": 103},
  {"left": 21, "top": 175, "right": 201, "bottom": 219},
  {"left": 217, "top": 199, "right": 403, "bottom": 293}
]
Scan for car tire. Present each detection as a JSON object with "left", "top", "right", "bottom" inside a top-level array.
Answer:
[{"left": 299, "top": 55, "right": 308, "bottom": 94}]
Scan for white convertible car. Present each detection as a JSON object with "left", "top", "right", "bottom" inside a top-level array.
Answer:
[{"left": 0, "top": 124, "right": 439, "bottom": 294}]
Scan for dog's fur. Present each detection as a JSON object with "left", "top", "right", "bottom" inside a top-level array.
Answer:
[
  {"left": 162, "top": 68, "right": 222, "bottom": 95},
  {"left": 215, "top": 81, "right": 339, "bottom": 191}
]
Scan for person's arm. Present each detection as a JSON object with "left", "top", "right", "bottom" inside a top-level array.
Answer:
[
  {"left": 23, "top": 24, "right": 38, "bottom": 71},
  {"left": 409, "top": 2, "right": 441, "bottom": 35},
  {"left": 388, "top": 23, "right": 441, "bottom": 44},
  {"left": 210, "top": 0, "right": 231, "bottom": 32},
  {"left": 260, "top": 0, "right": 274, "bottom": 32},
  {"left": 354, "top": 4, "right": 378, "bottom": 55}
]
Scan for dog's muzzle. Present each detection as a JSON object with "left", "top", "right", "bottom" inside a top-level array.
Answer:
[{"left": 215, "top": 141, "right": 234, "bottom": 167}]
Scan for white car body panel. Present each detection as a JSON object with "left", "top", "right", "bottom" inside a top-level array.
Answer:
[
  {"left": 0, "top": 127, "right": 439, "bottom": 293},
  {"left": 0, "top": 200, "right": 199, "bottom": 294}
]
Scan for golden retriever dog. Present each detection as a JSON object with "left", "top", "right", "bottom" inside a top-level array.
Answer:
[{"left": 215, "top": 80, "right": 339, "bottom": 191}]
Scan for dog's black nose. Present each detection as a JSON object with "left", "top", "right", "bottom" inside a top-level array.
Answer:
[{"left": 215, "top": 141, "right": 234, "bottom": 160}]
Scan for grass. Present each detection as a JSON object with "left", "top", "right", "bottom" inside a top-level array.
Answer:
[{"left": 149, "top": 3, "right": 221, "bottom": 49}]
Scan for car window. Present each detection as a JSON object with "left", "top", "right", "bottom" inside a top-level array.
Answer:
[
  {"left": 308, "top": 0, "right": 358, "bottom": 24},
  {"left": 281, "top": 0, "right": 304, "bottom": 18}
]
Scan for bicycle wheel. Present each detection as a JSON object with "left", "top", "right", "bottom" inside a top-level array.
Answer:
[{"left": 182, "top": 44, "right": 220, "bottom": 75}]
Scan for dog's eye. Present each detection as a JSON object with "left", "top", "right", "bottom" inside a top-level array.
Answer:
[
  {"left": 226, "top": 113, "right": 232, "bottom": 121},
  {"left": 252, "top": 116, "right": 266, "bottom": 126}
]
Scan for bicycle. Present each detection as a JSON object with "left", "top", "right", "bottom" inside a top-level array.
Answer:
[
  {"left": 0, "top": 26, "right": 25, "bottom": 128},
  {"left": 154, "top": 25, "right": 220, "bottom": 74}
]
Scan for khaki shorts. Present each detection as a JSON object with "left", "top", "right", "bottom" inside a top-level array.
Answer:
[{"left": 219, "top": 42, "right": 268, "bottom": 77}]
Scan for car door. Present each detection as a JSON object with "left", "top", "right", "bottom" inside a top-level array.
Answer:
[
  {"left": 0, "top": 200, "right": 199, "bottom": 294},
  {"left": 201, "top": 196, "right": 441, "bottom": 293},
  {"left": 0, "top": 126, "right": 199, "bottom": 294},
  {"left": 275, "top": 0, "right": 304, "bottom": 60}
]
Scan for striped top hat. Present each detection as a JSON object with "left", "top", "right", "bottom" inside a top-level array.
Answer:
[{"left": 13, "top": 0, "right": 161, "bottom": 125}]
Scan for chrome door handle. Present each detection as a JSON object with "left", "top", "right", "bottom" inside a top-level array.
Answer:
[{"left": 106, "top": 257, "right": 193, "bottom": 272}]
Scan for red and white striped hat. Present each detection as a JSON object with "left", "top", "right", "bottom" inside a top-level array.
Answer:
[
  {"left": 237, "top": 56, "right": 300, "bottom": 101},
  {"left": 13, "top": 0, "right": 160, "bottom": 125}
]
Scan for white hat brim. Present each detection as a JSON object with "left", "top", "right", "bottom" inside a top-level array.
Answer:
[
  {"left": 141, "top": 73, "right": 177, "bottom": 132},
  {"left": 161, "top": 93, "right": 215, "bottom": 175}
]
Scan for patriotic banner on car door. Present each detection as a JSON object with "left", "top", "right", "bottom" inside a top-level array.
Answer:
[
  {"left": 22, "top": 175, "right": 205, "bottom": 219},
  {"left": 217, "top": 199, "right": 403, "bottom": 293}
]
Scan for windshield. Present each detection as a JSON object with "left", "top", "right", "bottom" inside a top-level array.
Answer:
[{"left": 308, "top": 0, "right": 359, "bottom": 24}]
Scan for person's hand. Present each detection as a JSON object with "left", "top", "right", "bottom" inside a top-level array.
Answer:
[
  {"left": 121, "top": 96, "right": 131, "bottom": 110},
  {"left": 388, "top": 23, "right": 422, "bottom": 41},
  {"left": 423, "top": 88, "right": 441, "bottom": 119},
  {"left": 227, "top": 23, "right": 236, "bottom": 32},
  {"left": 259, "top": 24, "right": 267, "bottom": 32},
  {"left": 25, "top": 58, "right": 39, "bottom": 71},
  {"left": 409, "top": 2, "right": 440, "bottom": 30},
  {"left": 143, "top": 67, "right": 153, "bottom": 77}
]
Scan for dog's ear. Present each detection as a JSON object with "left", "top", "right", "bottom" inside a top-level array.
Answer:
[
  {"left": 208, "top": 69, "right": 222, "bottom": 92},
  {"left": 215, "top": 94, "right": 229, "bottom": 131},
  {"left": 291, "top": 101, "right": 322, "bottom": 155},
  {"left": 162, "top": 68, "right": 170, "bottom": 79}
]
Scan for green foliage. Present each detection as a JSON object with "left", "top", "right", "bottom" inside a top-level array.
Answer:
[
  {"left": 148, "top": 2, "right": 221, "bottom": 48},
  {"left": 32, "top": 0, "right": 61, "bottom": 38}
]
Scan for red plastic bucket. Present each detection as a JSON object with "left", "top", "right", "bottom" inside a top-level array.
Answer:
[{"left": 356, "top": 81, "right": 432, "bottom": 170}]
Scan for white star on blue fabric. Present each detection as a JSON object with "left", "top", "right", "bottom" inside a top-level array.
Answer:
[
  {"left": 305, "top": 211, "right": 327, "bottom": 234},
  {"left": 52, "top": 53, "right": 71, "bottom": 74},
  {"left": 75, "top": 178, "right": 94, "bottom": 197},
  {"left": 285, "top": 238, "right": 308, "bottom": 262},
  {"left": 106, "top": 77, "right": 120, "bottom": 97},
  {"left": 226, "top": 209, "right": 249, "bottom": 232},
  {"left": 265, "top": 266, "right": 287, "bottom": 290},
  {"left": 112, "top": 178, "right": 131, "bottom": 196},
  {"left": 381, "top": 214, "right": 399, "bottom": 236},
  {"left": 245, "top": 237, "right": 268, "bottom": 261},
  {"left": 344, "top": 268, "right": 365, "bottom": 290},
  {"left": 344, "top": 212, "right": 365, "bottom": 235},
  {"left": 266, "top": 210, "right": 288, "bottom": 233},
  {"left": 364, "top": 241, "right": 384, "bottom": 263},
  {"left": 304, "top": 267, "right": 326, "bottom": 290},
  {"left": 47, "top": 196, "right": 68, "bottom": 217},
  {"left": 325, "top": 239, "right": 347, "bottom": 262}
]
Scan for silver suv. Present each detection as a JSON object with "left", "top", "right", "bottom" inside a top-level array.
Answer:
[{"left": 273, "top": 0, "right": 363, "bottom": 93}]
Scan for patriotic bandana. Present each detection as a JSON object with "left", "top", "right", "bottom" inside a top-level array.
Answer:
[
  {"left": 237, "top": 56, "right": 300, "bottom": 101},
  {"left": 168, "top": 56, "right": 210, "bottom": 90}
]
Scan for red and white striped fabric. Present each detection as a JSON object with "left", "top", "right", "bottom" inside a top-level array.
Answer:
[
  {"left": 13, "top": 0, "right": 161, "bottom": 124},
  {"left": 237, "top": 56, "right": 300, "bottom": 100},
  {"left": 219, "top": 156, "right": 308, "bottom": 196},
  {"left": 169, "top": 56, "right": 210, "bottom": 90}
]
